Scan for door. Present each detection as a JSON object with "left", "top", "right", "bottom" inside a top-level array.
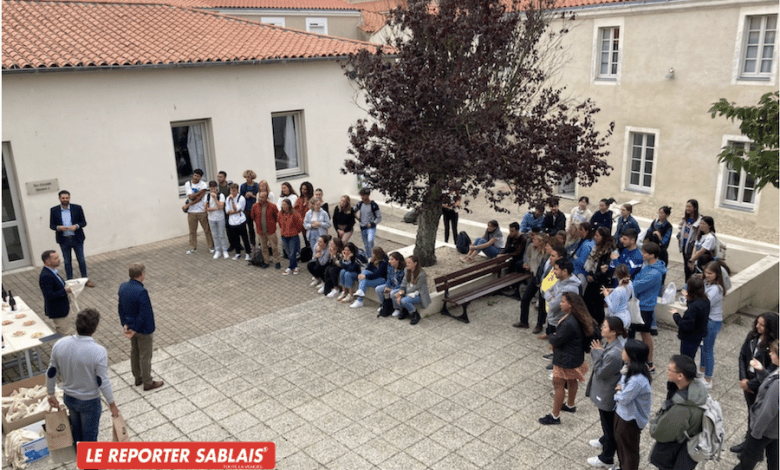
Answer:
[{"left": 2, "top": 143, "right": 31, "bottom": 270}]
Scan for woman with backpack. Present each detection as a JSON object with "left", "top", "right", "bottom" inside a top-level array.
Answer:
[
  {"left": 689, "top": 216, "right": 717, "bottom": 274},
  {"left": 539, "top": 292, "right": 595, "bottom": 425},
  {"left": 376, "top": 252, "right": 406, "bottom": 317}
]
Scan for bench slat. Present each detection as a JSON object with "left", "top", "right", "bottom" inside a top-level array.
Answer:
[{"left": 443, "top": 273, "right": 530, "bottom": 306}]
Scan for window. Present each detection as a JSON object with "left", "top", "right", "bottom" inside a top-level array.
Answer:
[
  {"left": 306, "top": 18, "right": 327, "bottom": 35},
  {"left": 272, "top": 111, "right": 306, "bottom": 178},
  {"left": 625, "top": 130, "right": 656, "bottom": 192},
  {"left": 171, "top": 120, "right": 214, "bottom": 197},
  {"left": 598, "top": 27, "right": 620, "bottom": 79},
  {"left": 740, "top": 14, "right": 777, "bottom": 80},
  {"left": 721, "top": 141, "right": 757, "bottom": 210},
  {"left": 261, "top": 17, "right": 285, "bottom": 27}
]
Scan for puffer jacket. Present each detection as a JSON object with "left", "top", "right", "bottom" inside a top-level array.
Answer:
[
  {"left": 549, "top": 314, "right": 585, "bottom": 369},
  {"left": 649, "top": 379, "right": 707, "bottom": 443}
]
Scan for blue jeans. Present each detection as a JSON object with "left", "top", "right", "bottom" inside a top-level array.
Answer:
[
  {"left": 473, "top": 237, "right": 500, "bottom": 258},
  {"left": 358, "top": 273, "right": 385, "bottom": 298},
  {"left": 340, "top": 270, "right": 358, "bottom": 289},
  {"left": 208, "top": 218, "right": 228, "bottom": 253},
  {"left": 63, "top": 395, "right": 101, "bottom": 443},
  {"left": 361, "top": 227, "right": 376, "bottom": 257},
  {"left": 400, "top": 295, "right": 422, "bottom": 313},
  {"left": 59, "top": 237, "right": 87, "bottom": 279},
  {"left": 699, "top": 319, "right": 722, "bottom": 378},
  {"left": 281, "top": 235, "right": 300, "bottom": 270}
]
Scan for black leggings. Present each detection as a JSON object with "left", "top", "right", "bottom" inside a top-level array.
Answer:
[
  {"left": 442, "top": 208, "right": 458, "bottom": 243},
  {"left": 323, "top": 265, "right": 341, "bottom": 294}
]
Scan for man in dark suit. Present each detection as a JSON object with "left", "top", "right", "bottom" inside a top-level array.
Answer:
[
  {"left": 50, "top": 190, "right": 95, "bottom": 287},
  {"left": 38, "top": 250, "right": 73, "bottom": 335}
]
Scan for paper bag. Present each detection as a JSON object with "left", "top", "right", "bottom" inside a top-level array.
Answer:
[
  {"left": 112, "top": 412, "right": 129, "bottom": 442},
  {"left": 44, "top": 409, "right": 73, "bottom": 451}
]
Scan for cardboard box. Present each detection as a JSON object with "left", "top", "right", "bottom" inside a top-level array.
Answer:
[
  {"left": 20, "top": 421, "right": 49, "bottom": 464},
  {"left": 2, "top": 375, "right": 48, "bottom": 434}
]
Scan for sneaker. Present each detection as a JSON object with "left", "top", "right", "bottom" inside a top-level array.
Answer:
[
  {"left": 337, "top": 291, "right": 346, "bottom": 301},
  {"left": 702, "top": 379, "right": 713, "bottom": 390},
  {"left": 561, "top": 404, "right": 577, "bottom": 413},
  {"left": 275, "top": 263, "right": 281, "bottom": 269},
  {"left": 293, "top": 268, "right": 299, "bottom": 275},
  {"left": 233, "top": 254, "right": 241, "bottom": 260},
  {"left": 377, "top": 307, "right": 383, "bottom": 313},
  {"left": 283, "top": 268, "right": 292, "bottom": 275},
  {"left": 310, "top": 278, "right": 319, "bottom": 287},
  {"left": 245, "top": 254, "right": 251, "bottom": 261},
  {"left": 318, "top": 286, "right": 326, "bottom": 295},
  {"left": 538, "top": 414, "right": 560, "bottom": 425},
  {"left": 213, "top": 252, "right": 220, "bottom": 259},
  {"left": 588, "top": 439, "right": 603, "bottom": 449},
  {"left": 209, "top": 248, "right": 215, "bottom": 254},
  {"left": 542, "top": 353, "right": 553, "bottom": 360},
  {"left": 327, "top": 290, "right": 339, "bottom": 298},
  {"left": 223, "top": 251, "right": 229, "bottom": 259},
  {"left": 316, "top": 282, "right": 324, "bottom": 289},
  {"left": 342, "top": 294, "right": 353, "bottom": 303},
  {"left": 350, "top": 299, "right": 363, "bottom": 308},
  {"left": 586, "top": 456, "right": 612, "bottom": 468},
  {"left": 548, "top": 372, "right": 554, "bottom": 380},
  {"left": 354, "top": 289, "right": 365, "bottom": 298},
  {"left": 647, "top": 363, "right": 656, "bottom": 374},
  {"left": 546, "top": 362, "right": 553, "bottom": 370},
  {"left": 392, "top": 309, "right": 401, "bottom": 317},
  {"left": 186, "top": 249, "right": 196, "bottom": 255}
]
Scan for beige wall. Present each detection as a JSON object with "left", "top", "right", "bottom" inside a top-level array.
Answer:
[
  {"left": 222, "top": 11, "right": 362, "bottom": 40},
  {"left": 2, "top": 61, "right": 366, "bottom": 267},
  {"left": 551, "top": 0, "right": 779, "bottom": 232}
]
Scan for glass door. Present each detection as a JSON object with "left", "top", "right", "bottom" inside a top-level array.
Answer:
[{"left": 2, "top": 143, "right": 31, "bottom": 270}]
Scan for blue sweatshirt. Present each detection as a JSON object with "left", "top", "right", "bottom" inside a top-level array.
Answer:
[{"left": 632, "top": 260, "right": 667, "bottom": 311}]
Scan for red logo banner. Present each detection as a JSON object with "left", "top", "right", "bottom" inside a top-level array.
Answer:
[{"left": 77, "top": 442, "right": 276, "bottom": 469}]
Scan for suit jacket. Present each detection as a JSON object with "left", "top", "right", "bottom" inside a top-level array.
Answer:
[
  {"left": 50, "top": 204, "right": 87, "bottom": 245},
  {"left": 117, "top": 279, "right": 156, "bottom": 335},
  {"left": 39, "top": 267, "right": 70, "bottom": 318}
]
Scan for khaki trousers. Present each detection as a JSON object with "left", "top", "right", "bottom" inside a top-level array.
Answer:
[
  {"left": 259, "top": 232, "right": 280, "bottom": 265},
  {"left": 130, "top": 332, "right": 154, "bottom": 385},
  {"left": 51, "top": 316, "right": 74, "bottom": 335},
  {"left": 187, "top": 212, "right": 214, "bottom": 250}
]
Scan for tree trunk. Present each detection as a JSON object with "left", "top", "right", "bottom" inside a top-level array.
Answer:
[{"left": 414, "top": 195, "right": 442, "bottom": 267}]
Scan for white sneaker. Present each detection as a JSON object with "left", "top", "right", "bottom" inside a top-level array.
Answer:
[
  {"left": 327, "top": 290, "right": 339, "bottom": 298},
  {"left": 223, "top": 251, "right": 229, "bottom": 259},
  {"left": 245, "top": 254, "right": 251, "bottom": 261},
  {"left": 392, "top": 309, "right": 401, "bottom": 317},
  {"left": 283, "top": 268, "right": 292, "bottom": 275},
  {"left": 588, "top": 439, "right": 603, "bottom": 449},
  {"left": 350, "top": 299, "right": 363, "bottom": 308},
  {"left": 702, "top": 378, "right": 713, "bottom": 390},
  {"left": 316, "top": 282, "right": 324, "bottom": 289},
  {"left": 209, "top": 248, "right": 215, "bottom": 254},
  {"left": 377, "top": 307, "right": 382, "bottom": 313},
  {"left": 186, "top": 249, "right": 196, "bottom": 255},
  {"left": 318, "top": 286, "right": 326, "bottom": 295},
  {"left": 354, "top": 289, "right": 365, "bottom": 298},
  {"left": 586, "top": 456, "right": 612, "bottom": 468},
  {"left": 213, "top": 252, "right": 220, "bottom": 259},
  {"left": 342, "top": 294, "right": 353, "bottom": 303},
  {"left": 310, "top": 278, "right": 319, "bottom": 287},
  {"left": 337, "top": 291, "right": 346, "bottom": 301}
]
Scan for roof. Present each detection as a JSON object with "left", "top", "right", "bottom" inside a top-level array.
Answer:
[
  {"left": 2, "top": 0, "right": 382, "bottom": 71},
  {"left": 358, "top": 10, "right": 387, "bottom": 32},
  {"left": 207, "top": 0, "right": 358, "bottom": 10},
  {"left": 354, "top": 0, "right": 404, "bottom": 13}
]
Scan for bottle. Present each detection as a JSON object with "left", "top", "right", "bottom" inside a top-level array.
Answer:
[{"left": 8, "top": 291, "right": 16, "bottom": 311}]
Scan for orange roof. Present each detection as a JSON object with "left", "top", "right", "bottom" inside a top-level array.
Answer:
[
  {"left": 359, "top": 10, "right": 387, "bottom": 32},
  {"left": 207, "top": 0, "right": 358, "bottom": 9},
  {"left": 2, "top": 0, "right": 382, "bottom": 70},
  {"left": 354, "top": 0, "right": 404, "bottom": 13}
]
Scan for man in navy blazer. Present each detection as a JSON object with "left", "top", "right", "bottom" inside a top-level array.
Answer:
[
  {"left": 50, "top": 190, "right": 95, "bottom": 287},
  {"left": 38, "top": 250, "right": 74, "bottom": 335}
]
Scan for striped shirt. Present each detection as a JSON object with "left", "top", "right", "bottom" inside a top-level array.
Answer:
[{"left": 46, "top": 335, "right": 114, "bottom": 404}]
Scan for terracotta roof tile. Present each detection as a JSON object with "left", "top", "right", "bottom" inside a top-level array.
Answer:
[
  {"left": 354, "top": 0, "right": 404, "bottom": 13},
  {"left": 2, "top": 0, "right": 383, "bottom": 70},
  {"left": 207, "top": 0, "right": 358, "bottom": 10},
  {"left": 358, "top": 9, "right": 386, "bottom": 32}
]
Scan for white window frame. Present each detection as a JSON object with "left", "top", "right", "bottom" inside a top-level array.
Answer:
[
  {"left": 171, "top": 119, "right": 215, "bottom": 198},
  {"left": 260, "top": 17, "right": 285, "bottom": 27},
  {"left": 622, "top": 126, "right": 659, "bottom": 195},
  {"left": 272, "top": 111, "right": 307, "bottom": 179},
  {"left": 591, "top": 17, "right": 624, "bottom": 85},
  {"left": 732, "top": 7, "right": 778, "bottom": 85},
  {"left": 306, "top": 18, "right": 327, "bottom": 35},
  {"left": 715, "top": 135, "right": 761, "bottom": 212}
]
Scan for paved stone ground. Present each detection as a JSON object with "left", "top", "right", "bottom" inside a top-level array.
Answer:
[{"left": 1, "top": 220, "right": 765, "bottom": 469}]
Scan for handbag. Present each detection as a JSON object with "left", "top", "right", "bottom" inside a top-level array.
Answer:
[
  {"left": 112, "top": 411, "right": 129, "bottom": 442},
  {"left": 628, "top": 291, "right": 643, "bottom": 325},
  {"left": 44, "top": 408, "right": 73, "bottom": 451}
]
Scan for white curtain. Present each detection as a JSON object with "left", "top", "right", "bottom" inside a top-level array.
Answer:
[
  {"left": 284, "top": 115, "right": 298, "bottom": 168},
  {"left": 187, "top": 123, "right": 207, "bottom": 177}
]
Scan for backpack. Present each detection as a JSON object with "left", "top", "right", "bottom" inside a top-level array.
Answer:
[
  {"left": 403, "top": 209, "right": 418, "bottom": 224},
  {"left": 355, "top": 201, "right": 380, "bottom": 221},
  {"left": 685, "top": 394, "right": 725, "bottom": 463},
  {"left": 456, "top": 231, "right": 471, "bottom": 254},
  {"left": 713, "top": 235, "right": 727, "bottom": 260},
  {"left": 299, "top": 246, "right": 313, "bottom": 263},
  {"left": 248, "top": 248, "right": 266, "bottom": 267}
]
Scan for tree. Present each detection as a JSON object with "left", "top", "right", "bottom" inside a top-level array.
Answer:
[
  {"left": 343, "top": 0, "right": 613, "bottom": 266},
  {"left": 709, "top": 91, "right": 779, "bottom": 191}
]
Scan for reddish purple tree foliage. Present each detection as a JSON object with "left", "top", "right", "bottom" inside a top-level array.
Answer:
[{"left": 343, "top": 0, "right": 613, "bottom": 266}]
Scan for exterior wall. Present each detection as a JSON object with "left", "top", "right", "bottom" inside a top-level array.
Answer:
[
  {"left": 552, "top": 0, "right": 779, "bottom": 232},
  {"left": 219, "top": 11, "right": 362, "bottom": 39},
  {"left": 2, "top": 61, "right": 365, "bottom": 268}
]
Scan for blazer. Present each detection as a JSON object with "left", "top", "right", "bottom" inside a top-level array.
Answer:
[
  {"left": 50, "top": 204, "right": 87, "bottom": 244},
  {"left": 39, "top": 268, "right": 70, "bottom": 318}
]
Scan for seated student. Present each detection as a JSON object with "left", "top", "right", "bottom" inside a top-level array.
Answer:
[
  {"left": 590, "top": 198, "right": 615, "bottom": 233},
  {"left": 649, "top": 355, "right": 706, "bottom": 470},
  {"left": 462, "top": 220, "right": 504, "bottom": 262},
  {"left": 376, "top": 252, "right": 405, "bottom": 317},
  {"left": 571, "top": 196, "right": 593, "bottom": 225},
  {"left": 502, "top": 222, "right": 526, "bottom": 272},
  {"left": 323, "top": 238, "right": 344, "bottom": 297},
  {"left": 351, "top": 247, "right": 388, "bottom": 309},
  {"left": 308, "top": 235, "right": 332, "bottom": 291},
  {"left": 610, "top": 228, "right": 643, "bottom": 281},
  {"left": 543, "top": 198, "right": 566, "bottom": 234},
  {"left": 391, "top": 255, "right": 431, "bottom": 325},
  {"left": 614, "top": 204, "right": 641, "bottom": 252},
  {"left": 335, "top": 242, "right": 361, "bottom": 304},
  {"left": 520, "top": 203, "right": 545, "bottom": 234}
]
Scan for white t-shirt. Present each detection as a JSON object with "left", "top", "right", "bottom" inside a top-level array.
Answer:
[
  {"left": 570, "top": 207, "right": 593, "bottom": 225},
  {"left": 278, "top": 193, "right": 297, "bottom": 212},
  {"left": 225, "top": 195, "right": 246, "bottom": 226},
  {"left": 205, "top": 193, "right": 226, "bottom": 222},
  {"left": 185, "top": 180, "right": 209, "bottom": 213},
  {"left": 696, "top": 232, "right": 716, "bottom": 253}
]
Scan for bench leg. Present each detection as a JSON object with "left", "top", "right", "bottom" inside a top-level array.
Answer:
[{"left": 441, "top": 302, "right": 470, "bottom": 324}]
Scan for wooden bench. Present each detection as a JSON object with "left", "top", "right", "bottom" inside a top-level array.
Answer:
[{"left": 434, "top": 254, "right": 532, "bottom": 324}]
